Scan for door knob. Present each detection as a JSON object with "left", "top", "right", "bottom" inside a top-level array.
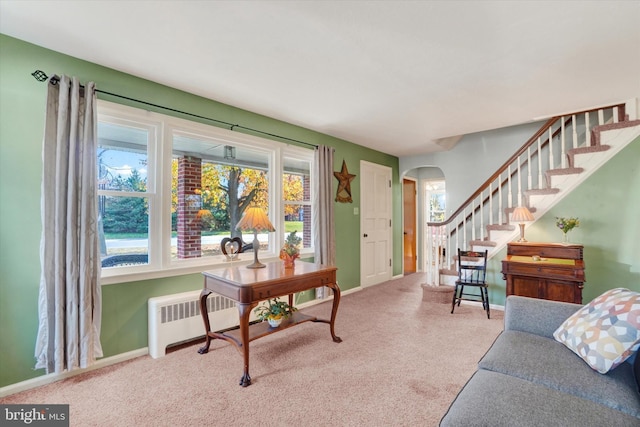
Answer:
[{"left": 363, "top": 233, "right": 368, "bottom": 238}]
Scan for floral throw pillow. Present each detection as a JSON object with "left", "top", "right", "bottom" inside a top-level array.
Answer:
[{"left": 553, "top": 288, "right": 640, "bottom": 374}]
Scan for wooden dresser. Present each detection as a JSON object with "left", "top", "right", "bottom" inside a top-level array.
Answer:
[{"left": 501, "top": 242, "right": 585, "bottom": 304}]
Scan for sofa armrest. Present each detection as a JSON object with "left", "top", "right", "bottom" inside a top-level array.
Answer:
[{"left": 504, "top": 296, "right": 582, "bottom": 339}]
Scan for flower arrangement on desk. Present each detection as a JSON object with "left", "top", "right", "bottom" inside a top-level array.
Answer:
[
  {"left": 254, "top": 298, "right": 297, "bottom": 328},
  {"left": 556, "top": 217, "right": 580, "bottom": 243},
  {"left": 279, "top": 230, "right": 302, "bottom": 268}
]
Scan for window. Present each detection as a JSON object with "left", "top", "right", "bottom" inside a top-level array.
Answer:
[
  {"left": 425, "top": 180, "right": 446, "bottom": 222},
  {"left": 171, "top": 131, "right": 272, "bottom": 261},
  {"left": 97, "top": 117, "right": 157, "bottom": 269},
  {"left": 97, "top": 101, "right": 315, "bottom": 283},
  {"left": 283, "top": 156, "right": 313, "bottom": 251}
]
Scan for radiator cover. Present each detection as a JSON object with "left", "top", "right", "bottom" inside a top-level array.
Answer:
[{"left": 148, "top": 290, "right": 239, "bottom": 358}]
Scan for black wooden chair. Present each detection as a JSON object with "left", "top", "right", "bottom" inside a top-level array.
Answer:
[{"left": 451, "top": 249, "right": 490, "bottom": 319}]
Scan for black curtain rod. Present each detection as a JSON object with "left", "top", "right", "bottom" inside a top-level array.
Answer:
[{"left": 31, "top": 70, "right": 318, "bottom": 149}]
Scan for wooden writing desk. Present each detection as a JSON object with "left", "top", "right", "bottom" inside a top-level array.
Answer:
[
  {"left": 198, "top": 261, "right": 341, "bottom": 386},
  {"left": 502, "top": 242, "right": 585, "bottom": 304}
]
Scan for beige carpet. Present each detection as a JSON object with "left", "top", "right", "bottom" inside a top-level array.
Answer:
[{"left": 1, "top": 274, "right": 504, "bottom": 426}]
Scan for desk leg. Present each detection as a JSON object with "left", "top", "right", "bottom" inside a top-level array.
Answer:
[
  {"left": 238, "top": 303, "right": 253, "bottom": 387},
  {"left": 197, "top": 289, "right": 213, "bottom": 355},
  {"left": 327, "top": 283, "right": 342, "bottom": 343}
]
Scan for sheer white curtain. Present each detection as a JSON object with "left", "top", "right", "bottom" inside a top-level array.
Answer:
[
  {"left": 35, "top": 75, "right": 103, "bottom": 373},
  {"left": 313, "top": 145, "right": 335, "bottom": 298}
]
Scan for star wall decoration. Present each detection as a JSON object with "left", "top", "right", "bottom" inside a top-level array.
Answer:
[{"left": 334, "top": 160, "right": 356, "bottom": 203}]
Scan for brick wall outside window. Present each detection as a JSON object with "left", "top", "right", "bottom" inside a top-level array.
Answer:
[{"left": 177, "top": 156, "right": 202, "bottom": 258}]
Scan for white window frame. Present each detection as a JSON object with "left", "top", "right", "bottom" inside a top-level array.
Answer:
[
  {"left": 98, "top": 101, "right": 315, "bottom": 285},
  {"left": 97, "top": 105, "right": 162, "bottom": 280},
  {"left": 282, "top": 148, "right": 316, "bottom": 256}
]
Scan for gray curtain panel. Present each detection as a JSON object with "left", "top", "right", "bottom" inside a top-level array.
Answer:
[
  {"left": 313, "top": 145, "right": 335, "bottom": 298},
  {"left": 35, "top": 75, "right": 103, "bottom": 373}
]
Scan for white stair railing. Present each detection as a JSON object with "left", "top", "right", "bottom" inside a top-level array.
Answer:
[{"left": 425, "top": 102, "right": 628, "bottom": 285}]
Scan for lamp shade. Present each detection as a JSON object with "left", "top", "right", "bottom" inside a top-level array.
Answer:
[
  {"left": 235, "top": 206, "right": 275, "bottom": 269},
  {"left": 235, "top": 206, "right": 275, "bottom": 232},
  {"left": 512, "top": 206, "right": 534, "bottom": 222}
]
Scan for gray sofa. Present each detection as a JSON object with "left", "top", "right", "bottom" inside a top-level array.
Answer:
[{"left": 440, "top": 295, "right": 640, "bottom": 426}]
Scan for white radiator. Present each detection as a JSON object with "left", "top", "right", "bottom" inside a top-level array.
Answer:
[{"left": 148, "top": 290, "right": 240, "bottom": 358}]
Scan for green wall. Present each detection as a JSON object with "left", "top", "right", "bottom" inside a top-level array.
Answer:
[
  {"left": 485, "top": 137, "right": 640, "bottom": 306},
  {"left": 0, "top": 35, "right": 400, "bottom": 388}
]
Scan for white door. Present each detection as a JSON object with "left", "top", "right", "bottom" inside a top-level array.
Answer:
[{"left": 360, "top": 161, "right": 392, "bottom": 287}]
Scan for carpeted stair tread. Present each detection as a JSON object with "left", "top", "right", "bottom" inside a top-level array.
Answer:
[
  {"left": 546, "top": 167, "right": 584, "bottom": 176},
  {"left": 440, "top": 268, "right": 458, "bottom": 276},
  {"left": 486, "top": 224, "right": 515, "bottom": 231},
  {"left": 524, "top": 188, "right": 560, "bottom": 196},
  {"left": 470, "top": 239, "right": 497, "bottom": 247},
  {"left": 591, "top": 118, "right": 640, "bottom": 146},
  {"left": 568, "top": 145, "right": 610, "bottom": 155}
]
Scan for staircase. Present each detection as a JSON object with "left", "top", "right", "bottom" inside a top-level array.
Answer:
[{"left": 425, "top": 100, "right": 640, "bottom": 286}]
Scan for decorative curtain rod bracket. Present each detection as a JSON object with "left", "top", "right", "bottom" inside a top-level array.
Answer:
[{"left": 31, "top": 70, "right": 318, "bottom": 149}]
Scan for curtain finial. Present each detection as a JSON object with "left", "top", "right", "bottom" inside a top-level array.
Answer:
[
  {"left": 31, "top": 70, "right": 60, "bottom": 85},
  {"left": 31, "top": 70, "right": 48, "bottom": 82}
]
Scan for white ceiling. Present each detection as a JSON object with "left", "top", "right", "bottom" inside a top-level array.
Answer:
[{"left": 1, "top": 1, "right": 639, "bottom": 157}]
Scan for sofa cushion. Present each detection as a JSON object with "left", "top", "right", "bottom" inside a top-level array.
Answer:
[
  {"left": 440, "top": 370, "right": 640, "bottom": 427},
  {"left": 553, "top": 287, "right": 640, "bottom": 373},
  {"left": 478, "top": 330, "right": 640, "bottom": 418}
]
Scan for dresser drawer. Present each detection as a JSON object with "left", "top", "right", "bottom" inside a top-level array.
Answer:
[
  {"left": 507, "top": 243, "right": 583, "bottom": 260},
  {"left": 504, "top": 262, "right": 583, "bottom": 280}
]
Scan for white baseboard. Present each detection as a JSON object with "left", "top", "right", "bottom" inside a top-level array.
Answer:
[
  {"left": 339, "top": 286, "right": 362, "bottom": 297},
  {"left": 0, "top": 348, "right": 148, "bottom": 398}
]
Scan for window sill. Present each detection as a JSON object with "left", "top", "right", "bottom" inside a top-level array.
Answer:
[
  {"left": 100, "top": 254, "right": 292, "bottom": 286},
  {"left": 100, "top": 244, "right": 315, "bottom": 286}
]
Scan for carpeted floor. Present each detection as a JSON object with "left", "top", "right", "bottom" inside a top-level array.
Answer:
[{"left": 1, "top": 274, "right": 504, "bottom": 426}]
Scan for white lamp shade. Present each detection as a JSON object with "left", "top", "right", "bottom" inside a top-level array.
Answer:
[
  {"left": 235, "top": 206, "right": 275, "bottom": 232},
  {"left": 512, "top": 206, "right": 534, "bottom": 222}
]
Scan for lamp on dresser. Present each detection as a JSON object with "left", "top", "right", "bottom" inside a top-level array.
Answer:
[{"left": 512, "top": 206, "right": 535, "bottom": 242}]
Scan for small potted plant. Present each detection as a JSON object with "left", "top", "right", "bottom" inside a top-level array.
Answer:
[
  {"left": 280, "top": 230, "right": 302, "bottom": 268},
  {"left": 254, "top": 298, "right": 298, "bottom": 327}
]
